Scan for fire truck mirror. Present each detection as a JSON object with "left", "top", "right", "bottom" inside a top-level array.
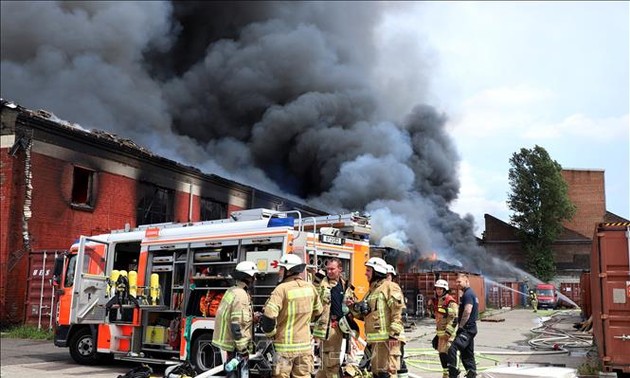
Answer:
[{"left": 52, "top": 255, "right": 65, "bottom": 286}]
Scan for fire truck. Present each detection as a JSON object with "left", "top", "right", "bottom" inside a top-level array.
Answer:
[{"left": 52, "top": 208, "right": 371, "bottom": 373}]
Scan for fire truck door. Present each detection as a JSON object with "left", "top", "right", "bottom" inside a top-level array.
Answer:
[{"left": 70, "top": 236, "right": 110, "bottom": 324}]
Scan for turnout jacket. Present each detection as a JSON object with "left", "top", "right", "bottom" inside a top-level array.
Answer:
[
  {"left": 263, "top": 275, "right": 323, "bottom": 354},
  {"left": 435, "top": 294, "right": 458, "bottom": 337},
  {"left": 211, "top": 281, "right": 253, "bottom": 352},
  {"left": 352, "top": 279, "right": 405, "bottom": 343},
  {"left": 313, "top": 276, "right": 357, "bottom": 340}
]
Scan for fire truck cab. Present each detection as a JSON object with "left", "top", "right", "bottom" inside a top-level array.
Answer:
[{"left": 52, "top": 208, "right": 371, "bottom": 373}]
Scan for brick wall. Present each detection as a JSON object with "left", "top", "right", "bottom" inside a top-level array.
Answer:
[
  {"left": 561, "top": 169, "right": 605, "bottom": 238},
  {"left": 27, "top": 154, "right": 140, "bottom": 250},
  {"left": 1, "top": 146, "right": 29, "bottom": 325}
]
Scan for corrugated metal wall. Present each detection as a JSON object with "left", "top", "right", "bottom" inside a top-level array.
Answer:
[
  {"left": 25, "top": 250, "right": 65, "bottom": 329},
  {"left": 486, "top": 281, "right": 524, "bottom": 309},
  {"left": 398, "top": 272, "right": 486, "bottom": 314}
]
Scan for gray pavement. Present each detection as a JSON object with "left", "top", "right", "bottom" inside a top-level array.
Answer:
[
  {"left": 0, "top": 309, "right": 595, "bottom": 378},
  {"left": 403, "top": 308, "right": 594, "bottom": 377}
]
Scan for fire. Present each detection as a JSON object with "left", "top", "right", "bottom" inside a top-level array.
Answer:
[{"left": 430, "top": 252, "right": 438, "bottom": 261}]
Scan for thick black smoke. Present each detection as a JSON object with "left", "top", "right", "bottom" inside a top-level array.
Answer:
[{"left": 1, "top": 1, "right": 506, "bottom": 276}]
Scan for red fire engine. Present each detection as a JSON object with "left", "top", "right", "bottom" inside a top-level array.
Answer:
[{"left": 52, "top": 208, "right": 371, "bottom": 373}]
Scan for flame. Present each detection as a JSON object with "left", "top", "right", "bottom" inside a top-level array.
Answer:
[{"left": 430, "top": 252, "right": 437, "bottom": 261}]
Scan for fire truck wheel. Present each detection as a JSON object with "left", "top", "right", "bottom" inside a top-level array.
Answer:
[
  {"left": 69, "top": 328, "right": 99, "bottom": 364},
  {"left": 191, "top": 332, "right": 221, "bottom": 373}
]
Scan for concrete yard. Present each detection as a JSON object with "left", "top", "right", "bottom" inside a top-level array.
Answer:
[{"left": 402, "top": 308, "right": 595, "bottom": 378}]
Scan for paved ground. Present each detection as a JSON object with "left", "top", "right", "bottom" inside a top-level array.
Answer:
[
  {"left": 1, "top": 309, "right": 595, "bottom": 378},
  {"left": 403, "top": 308, "right": 595, "bottom": 377}
]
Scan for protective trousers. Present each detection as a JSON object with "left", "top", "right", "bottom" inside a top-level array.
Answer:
[
  {"left": 447, "top": 329, "right": 476, "bottom": 378},
  {"left": 273, "top": 353, "right": 313, "bottom": 378},
  {"left": 370, "top": 342, "right": 401, "bottom": 378},
  {"left": 315, "top": 326, "right": 344, "bottom": 378}
]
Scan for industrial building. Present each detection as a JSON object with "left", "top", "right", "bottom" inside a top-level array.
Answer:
[{"left": 0, "top": 100, "right": 324, "bottom": 326}]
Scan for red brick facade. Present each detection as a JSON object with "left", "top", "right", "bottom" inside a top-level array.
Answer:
[
  {"left": 0, "top": 103, "right": 324, "bottom": 326},
  {"left": 561, "top": 169, "right": 606, "bottom": 238},
  {"left": 482, "top": 169, "right": 625, "bottom": 281}
]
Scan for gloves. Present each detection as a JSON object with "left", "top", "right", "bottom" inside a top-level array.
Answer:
[
  {"left": 431, "top": 335, "right": 438, "bottom": 350},
  {"left": 353, "top": 301, "right": 370, "bottom": 315},
  {"left": 456, "top": 328, "right": 464, "bottom": 336}
]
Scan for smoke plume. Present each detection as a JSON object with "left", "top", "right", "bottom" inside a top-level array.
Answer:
[{"left": 1, "top": 1, "right": 501, "bottom": 275}]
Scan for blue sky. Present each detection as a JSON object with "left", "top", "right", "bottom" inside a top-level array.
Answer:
[{"left": 377, "top": 2, "right": 629, "bottom": 235}]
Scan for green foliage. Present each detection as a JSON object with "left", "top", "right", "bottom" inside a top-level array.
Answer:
[
  {"left": 508, "top": 145, "right": 576, "bottom": 280},
  {"left": 2, "top": 325, "right": 54, "bottom": 340}
]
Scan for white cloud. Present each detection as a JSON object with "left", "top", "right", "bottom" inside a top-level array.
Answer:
[
  {"left": 523, "top": 113, "right": 629, "bottom": 141},
  {"left": 451, "top": 161, "right": 511, "bottom": 236},
  {"left": 448, "top": 85, "right": 556, "bottom": 137}
]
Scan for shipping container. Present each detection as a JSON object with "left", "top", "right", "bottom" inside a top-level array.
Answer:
[
  {"left": 25, "top": 250, "right": 64, "bottom": 328},
  {"left": 398, "top": 272, "right": 486, "bottom": 314},
  {"left": 486, "top": 281, "right": 523, "bottom": 309},
  {"left": 580, "top": 271, "right": 591, "bottom": 319},
  {"left": 590, "top": 223, "right": 630, "bottom": 374},
  {"left": 559, "top": 282, "right": 581, "bottom": 308}
]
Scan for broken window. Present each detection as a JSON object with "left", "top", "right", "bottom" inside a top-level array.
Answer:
[
  {"left": 200, "top": 197, "right": 227, "bottom": 220},
  {"left": 136, "top": 183, "right": 174, "bottom": 226},
  {"left": 71, "top": 166, "right": 95, "bottom": 208}
]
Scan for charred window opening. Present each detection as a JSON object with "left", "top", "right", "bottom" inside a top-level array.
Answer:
[
  {"left": 136, "top": 183, "right": 174, "bottom": 226},
  {"left": 71, "top": 166, "right": 95, "bottom": 208},
  {"left": 200, "top": 197, "right": 227, "bottom": 220}
]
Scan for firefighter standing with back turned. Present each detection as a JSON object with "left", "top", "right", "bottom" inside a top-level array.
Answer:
[
  {"left": 349, "top": 257, "right": 405, "bottom": 378},
  {"left": 386, "top": 264, "right": 408, "bottom": 378},
  {"left": 528, "top": 290, "right": 538, "bottom": 312},
  {"left": 212, "top": 261, "right": 261, "bottom": 374},
  {"left": 431, "top": 279, "right": 458, "bottom": 378},
  {"left": 261, "top": 254, "right": 323, "bottom": 378}
]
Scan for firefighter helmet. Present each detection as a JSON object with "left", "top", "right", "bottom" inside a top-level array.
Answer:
[
  {"left": 434, "top": 279, "right": 449, "bottom": 290},
  {"left": 365, "top": 257, "right": 388, "bottom": 274},
  {"left": 386, "top": 264, "right": 397, "bottom": 276},
  {"left": 338, "top": 316, "right": 353, "bottom": 335},
  {"left": 233, "top": 261, "right": 260, "bottom": 281},
  {"left": 278, "top": 254, "right": 306, "bottom": 273}
]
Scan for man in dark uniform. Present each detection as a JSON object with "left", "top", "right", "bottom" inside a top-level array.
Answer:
[{"left": 447, "top": 273, "right": 479, "bottom": 378}]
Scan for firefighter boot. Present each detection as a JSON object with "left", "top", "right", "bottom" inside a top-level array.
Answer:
[
  {"left": 465, "top": 371, "right": 476, "bottom": 378},
  {"left": 448, "top": 366, "right": 460, "bottom": 378}
]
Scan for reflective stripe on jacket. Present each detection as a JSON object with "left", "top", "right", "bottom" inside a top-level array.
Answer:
[
  {"left": 263, "top": 275, "right": 323, "bottom": 354},
  {"left": 352, "top": 279, "right": 404, "bottom": 343},
  {"left": 211, "top": 282, "right": 253, "bottom": 352},
  {"left": 435, "top": 294, "right": 458, "bottom": 337}
]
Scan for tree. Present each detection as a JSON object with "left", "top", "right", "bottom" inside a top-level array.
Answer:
[{"left": 507, "top": 145, "right": 576, "bottom": 282}]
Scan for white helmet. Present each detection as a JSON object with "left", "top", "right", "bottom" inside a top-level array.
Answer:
[
  {"left": 386, "top": 264, "right": 397, "bottom": 276},
  {"left": 434, "top": 279, "right": 449, "bottom": 290},
  {"left": 365, "top": 257, "right": 388, "bottom": 275},
  {"left": 235, "top": 261, "right": 260, "bottom": 277},
  {"left": 338, "top": 316, "right": 354, "bottom": 336},
  {"left": 233, "top": 261, "right": 260, "bottom": 281},
  {"left": 278, "top": 254, "right": 306, "bottom": 273}
]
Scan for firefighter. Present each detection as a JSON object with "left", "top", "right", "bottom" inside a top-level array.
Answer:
[
  {"left": 349, "top": 257, "right": 405, "bottom": 378},
  {"left": 314, "top": 258, "right": 358, "bottom": 378},
  {"left": 431, "top": 279, "right": 458, "bottom": 378},
  {"left": 385, "top": 264, "right": 408, "bottom": 378},
  {"left": 212, "top": 261, "right": 260, "bottom": 368},
  {"left": 529, "top": 290, "right": 538, "bottom": 312},
  {"left": 447, "top": 273, "right": 479, "bottom": 378},
  {"left": 261, "top": 254, "right": 323, "bottom": 378}
]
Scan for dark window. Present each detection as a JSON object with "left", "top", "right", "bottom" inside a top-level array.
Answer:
[
  {"left": 200, "top": 197, "right": 227, "bottom": 220},
  {"left": 71, "top": 166, "right": 95, "bottom": 206},
  {"left": 136, "top": 183, "right": 174, "bottom": 225}
]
